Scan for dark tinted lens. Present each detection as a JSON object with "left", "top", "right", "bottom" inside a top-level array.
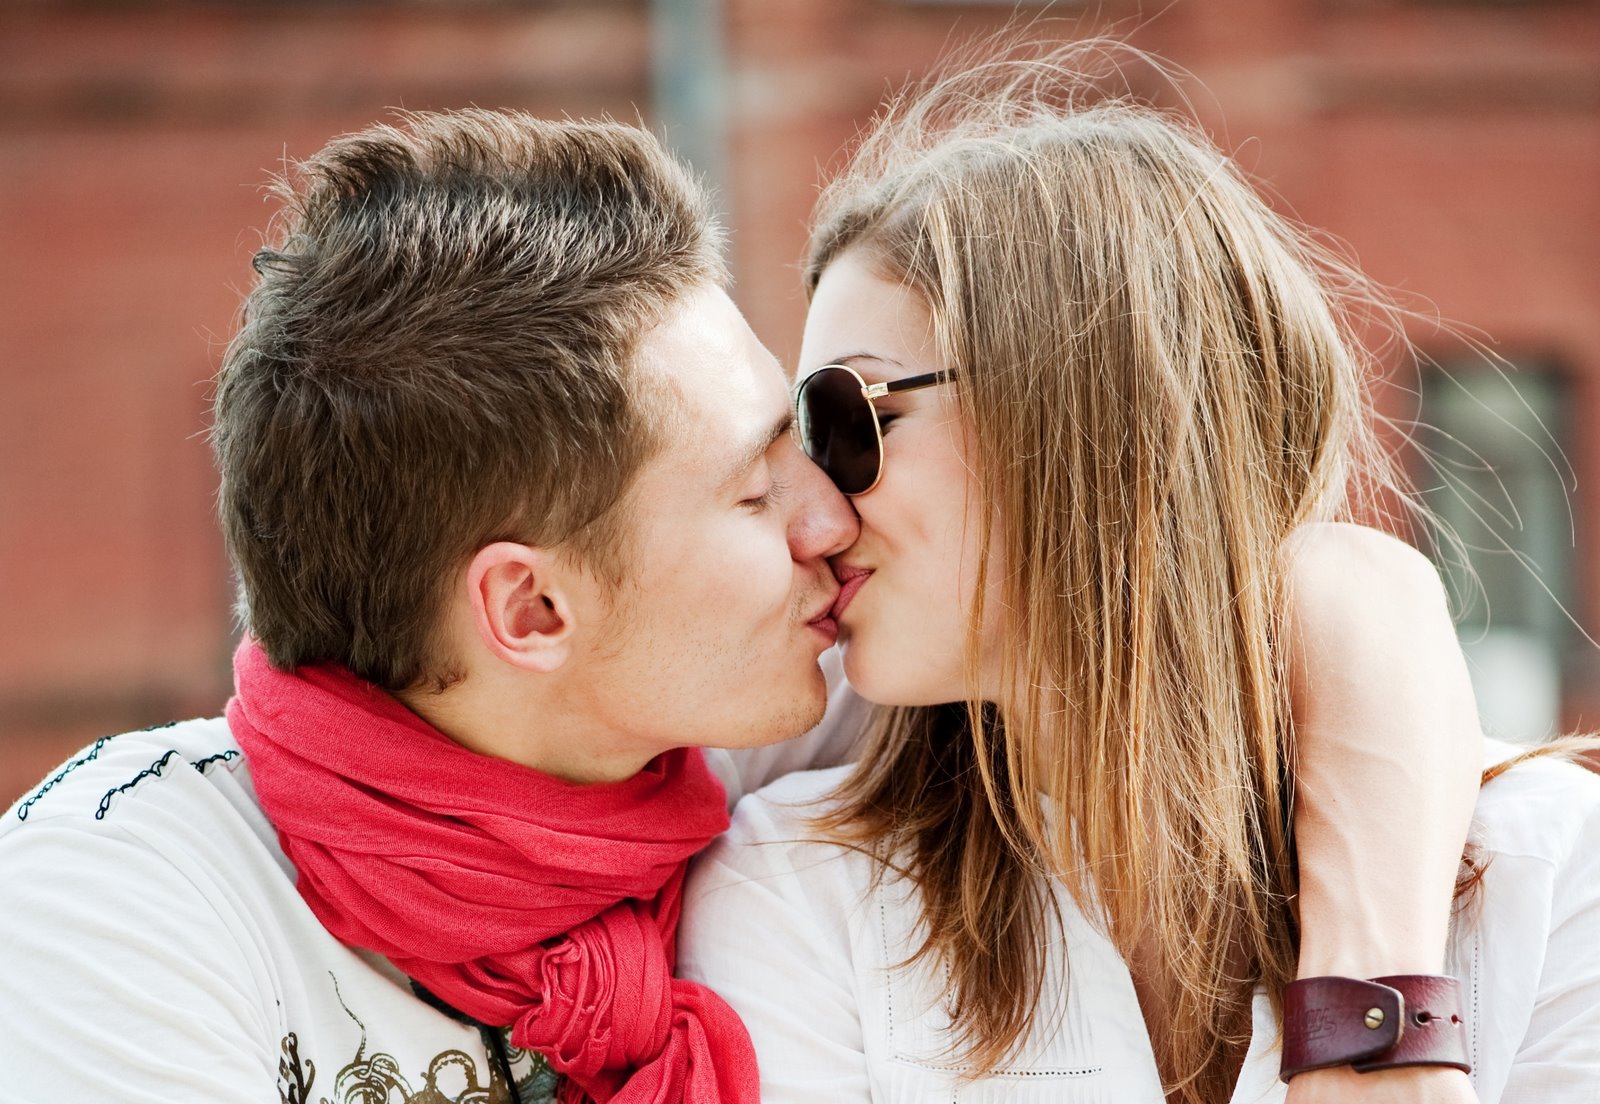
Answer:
[{"left": 795, "top": 366, "right": 881, "bottom": 494}]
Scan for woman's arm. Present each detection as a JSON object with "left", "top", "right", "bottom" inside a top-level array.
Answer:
[{"left": 1280, "top": 523, "right": 1482, "bottom": 1104}]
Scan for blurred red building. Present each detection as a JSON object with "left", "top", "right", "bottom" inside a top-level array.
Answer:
[{"left": 3, "top": 0, "right": 1598, "bottom": 806}]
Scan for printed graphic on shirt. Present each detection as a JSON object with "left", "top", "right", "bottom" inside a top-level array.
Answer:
[
  {"left": 11, "top": 724, "right": 239, "bottom": 825},
  {"left": 276, "top": 990, "right": 559, "bottom": 1104},
  {"left": 13, "top": 736, "right": 114, "bottom": 821}
]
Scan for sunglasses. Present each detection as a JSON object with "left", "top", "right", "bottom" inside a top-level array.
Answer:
[{"left": 793, "top": 363, "right": 956, "bottom": 495}]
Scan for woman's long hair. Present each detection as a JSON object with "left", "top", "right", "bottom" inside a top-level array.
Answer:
[{"left": 807, "top": 44, "right": 1398, "bottom": 1102}]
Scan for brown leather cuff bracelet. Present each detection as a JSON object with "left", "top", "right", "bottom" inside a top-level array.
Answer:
[{"left": 1280, "top": 975, "right": 1470, "bottom": 1082}]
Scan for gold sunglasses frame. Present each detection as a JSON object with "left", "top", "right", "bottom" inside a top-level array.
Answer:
[{"left": 793, "top": 362, "right": 956, "bottom": 495}]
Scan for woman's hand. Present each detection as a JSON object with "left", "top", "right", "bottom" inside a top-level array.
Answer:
[
  {"left": 1287, "top": 1066, "right": 1476, "bottom": 1104},
  {"left": 1279, "top": 523, "right": 1483, "bottom": 1104}
]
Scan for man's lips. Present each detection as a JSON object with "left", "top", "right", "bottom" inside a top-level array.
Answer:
[
  {"left": 829, "top": 564, "right": 873, "bottom": 620},
  {"left": 806, "top": 586, "right": 843, "bottom": 639}
]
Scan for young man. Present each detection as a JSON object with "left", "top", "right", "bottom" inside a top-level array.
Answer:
[
  {"left": 0, "top": 112, "right": 861, "bottom": 1104},
  {"left": 0, "top": 110, "right": 1484, "bottom": 1104}
]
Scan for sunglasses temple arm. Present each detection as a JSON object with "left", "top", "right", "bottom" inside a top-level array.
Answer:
[{"left": 878, "top": 369, "right": 956, "bottom": 397}]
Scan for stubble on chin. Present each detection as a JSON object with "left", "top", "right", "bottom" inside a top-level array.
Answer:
[
  {"left": 771, "top": 690, "right": 829, "bottom": 747},
  {"left": 760, "top": 651, "right": 831, "bottom": 748}
]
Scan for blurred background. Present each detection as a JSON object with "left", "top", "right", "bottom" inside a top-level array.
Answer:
[{"left": 3, "top": 0, "right": 1599, "bottom": 808}]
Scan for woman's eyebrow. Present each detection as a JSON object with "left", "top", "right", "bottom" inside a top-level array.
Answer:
[{"left": 831, "top": 352, "right": 905, "bottom": 381}]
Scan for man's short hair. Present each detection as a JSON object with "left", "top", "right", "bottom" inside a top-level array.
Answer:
[{"left": 214, "top": 110, "right": 724, "bottom": 691}]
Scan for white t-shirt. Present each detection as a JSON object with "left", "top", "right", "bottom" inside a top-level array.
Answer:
[
  {"left": 0, "top": 657, "right": 871, "bottom": 1104},
  {"left": 679, "top": 743, "right": 1600, "bottom": 1103}
]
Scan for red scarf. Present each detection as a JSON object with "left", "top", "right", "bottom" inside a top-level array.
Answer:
[{"left": 226, "top": 640, "right": 758, "bottom": 1104}]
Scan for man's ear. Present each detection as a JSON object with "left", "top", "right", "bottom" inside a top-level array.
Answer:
[{"left": 465, "top": 542, "right": 579, "bottom": 674}]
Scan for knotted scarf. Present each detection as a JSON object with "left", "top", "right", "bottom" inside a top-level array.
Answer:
[{"left": 226, "top": 639, "right": 758, "bottom": 1104}]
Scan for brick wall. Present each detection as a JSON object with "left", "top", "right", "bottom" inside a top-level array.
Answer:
[
  {"left": 4, "top": 0, "right": 1598, "bottom": 805},
  {"left": 0, "top": 1, "right": 651, "bottom": 803}
]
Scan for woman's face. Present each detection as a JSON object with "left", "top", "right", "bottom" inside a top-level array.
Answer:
[{"left": 799, "top": 250, "right": 1003, "bottom": 706}]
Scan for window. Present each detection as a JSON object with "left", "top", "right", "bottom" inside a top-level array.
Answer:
[{"left": 1418, "top": 359, "right": 1575, "bottom": 740}]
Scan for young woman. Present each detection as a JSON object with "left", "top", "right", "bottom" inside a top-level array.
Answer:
[{"left": 679, "top": 48, "right": 1600, "bottom": 1104}]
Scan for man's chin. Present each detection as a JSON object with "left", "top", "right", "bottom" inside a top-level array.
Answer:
[
  {"left": 715, "top": 686, "right": 829, "bottom": 752},
  {"left": 767, "top": 693, "right": 831, "bottom": 748}
]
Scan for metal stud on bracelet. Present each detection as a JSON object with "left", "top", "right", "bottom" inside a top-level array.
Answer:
[{"left": 1279, "top": 975, "right": 1470, "bottom": 1082}]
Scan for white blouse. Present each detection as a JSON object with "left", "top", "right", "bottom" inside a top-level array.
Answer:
[{"left": 679, "top": 743, "right": 1600, "bottom": 1103}]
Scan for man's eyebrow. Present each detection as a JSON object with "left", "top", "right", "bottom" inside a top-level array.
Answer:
[{"left": 721, "top": 410, "right": 793, "bottom": 489}]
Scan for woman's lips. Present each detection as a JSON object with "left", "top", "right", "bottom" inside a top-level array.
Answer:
[{"left": 830, "top": 565, "right": 873, "bottom": 620}]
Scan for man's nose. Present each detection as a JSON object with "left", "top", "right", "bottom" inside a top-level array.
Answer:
[{"left": 783, "top": 441, "right": 859, "bottom": 560}]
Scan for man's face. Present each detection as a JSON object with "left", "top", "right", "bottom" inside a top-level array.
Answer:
[{"left": 566, "top": 284, "right": 858, "bottom": 752}]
